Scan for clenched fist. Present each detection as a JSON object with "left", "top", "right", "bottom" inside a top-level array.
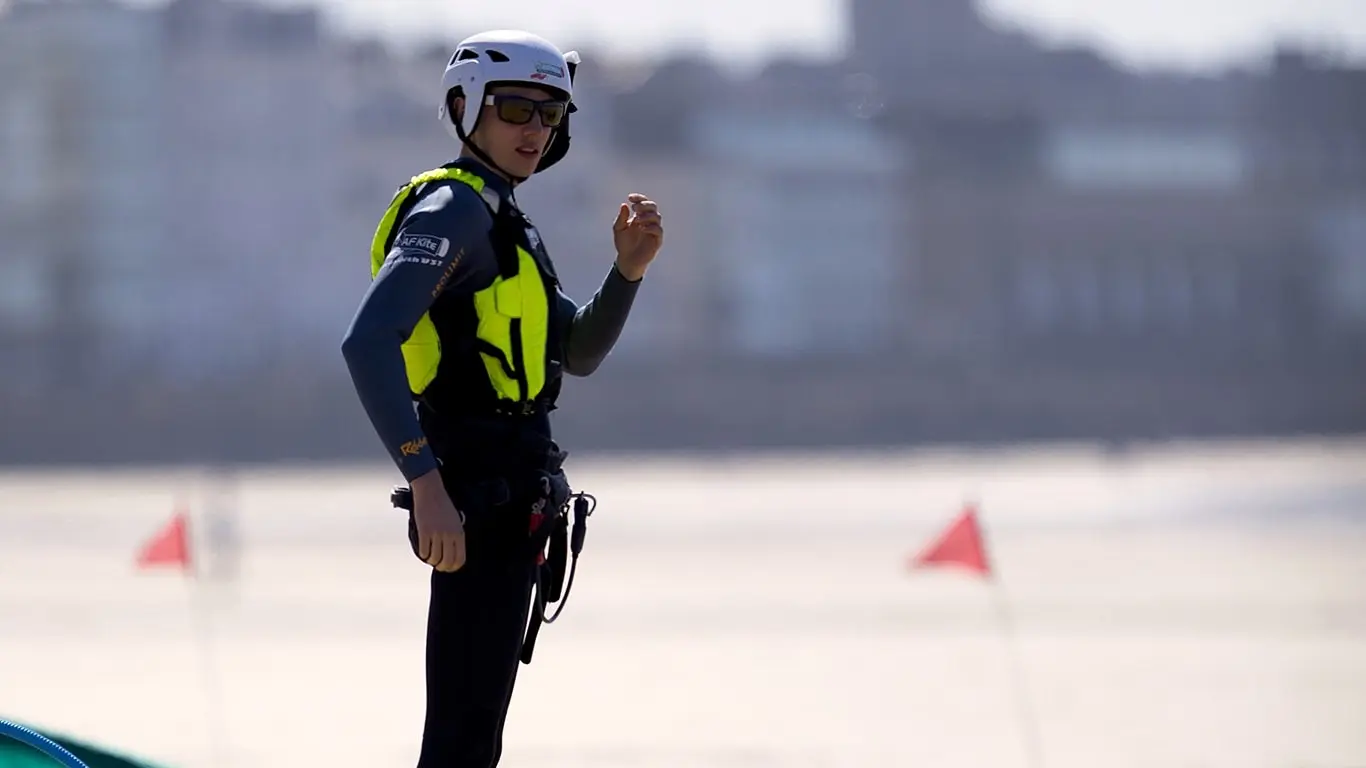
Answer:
[{"left": 612, "top": 193, "right": 663, "bottom": 281}]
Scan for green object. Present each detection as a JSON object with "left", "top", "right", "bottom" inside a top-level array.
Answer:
[{"left": 0, "top": 720, "right": 173, "bottom": 768}]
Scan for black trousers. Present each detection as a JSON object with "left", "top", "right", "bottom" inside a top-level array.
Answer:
[{"left": 415, "top": 482, "right": 541, "bottom": 767}]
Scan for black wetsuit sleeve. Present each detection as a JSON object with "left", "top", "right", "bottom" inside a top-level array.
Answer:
[
  {"left": 341, "top": 183, "right": 499, "bottom": 481},
  {"left": 557, "top": 264, "right": 643, "bottom": 377}
]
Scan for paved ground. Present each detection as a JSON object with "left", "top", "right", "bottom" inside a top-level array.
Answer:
[{"left": 2, "top": 438, "right": 1364, "bottom": 767}]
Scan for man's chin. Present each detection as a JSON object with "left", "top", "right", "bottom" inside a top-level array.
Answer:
[{"left": 502, "top": 154, "right": 540, "bottom": 179}]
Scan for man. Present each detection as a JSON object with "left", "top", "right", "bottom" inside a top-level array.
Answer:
[{"left": 340, "top": 29, "right": 663, "bottom": 767}]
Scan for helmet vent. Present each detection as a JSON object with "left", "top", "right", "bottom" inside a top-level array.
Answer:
[
  {"left": 484, "top": 49, "right": 511, "bottom": 63},
  {"left": 452, "top": 48, "right": 478, "bottom": 64}
]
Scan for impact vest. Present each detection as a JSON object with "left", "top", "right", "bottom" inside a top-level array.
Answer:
[{"left": 369, "top": 166, "right": 562, "bottom": 417}]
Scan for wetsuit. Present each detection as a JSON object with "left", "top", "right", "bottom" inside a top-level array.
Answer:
[{"left": 340, "top": 157, "right": 639, "bottom": 767}]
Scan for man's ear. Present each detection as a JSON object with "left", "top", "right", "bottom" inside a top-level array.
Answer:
[{"left": 450, "top": 94, "right": 466, "bottom": 123}]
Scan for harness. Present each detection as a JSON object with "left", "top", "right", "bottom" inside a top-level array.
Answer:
[{"left": 389, "top": 459, "right": 596, "bottom": 665}]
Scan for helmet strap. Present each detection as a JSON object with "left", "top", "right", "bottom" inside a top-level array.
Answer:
[{"left": 454, "top": 108, "right": 531, "bottom": 187}]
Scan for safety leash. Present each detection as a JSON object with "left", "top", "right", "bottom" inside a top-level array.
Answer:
[{"left": 521, "top": 490, "right": 595, "bottom": 664}]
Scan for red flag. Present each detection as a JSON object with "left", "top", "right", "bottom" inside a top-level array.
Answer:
[
  {"left": 136, "top": 508, "right": 192, "bottom": 571},
  {"left": 908, "top": 504, "right": 992, "bottom": 577}
]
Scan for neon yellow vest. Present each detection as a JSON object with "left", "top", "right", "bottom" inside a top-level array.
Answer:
[{"left": 369, "top": 167, "right": 553, "bottom": 406}]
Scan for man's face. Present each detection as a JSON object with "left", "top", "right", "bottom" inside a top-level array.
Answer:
[{"left": 466, "top": 85, "right": 567, "bottom": 180}]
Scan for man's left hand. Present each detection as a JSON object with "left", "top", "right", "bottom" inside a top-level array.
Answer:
[{"left": 612, "top": 193, "right": 663, "bottom": 281}]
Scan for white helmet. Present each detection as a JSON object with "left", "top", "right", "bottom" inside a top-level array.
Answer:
[{"left": 437, "top": 29, "right": 580, "bottom": 144}]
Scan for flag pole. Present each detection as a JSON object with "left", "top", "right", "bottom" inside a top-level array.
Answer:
[
  {"left": 908, "top": 503, "right": 1046, "bottom": 768},
  {"left": 137, "top": 502, "right": 230, "bottom": 766},
  {"left": 977, "top": 511, "right": 1045, "bottom": 768},
  {"left": 184, "top": 503, "right": 230, "bottom": 768},
  {"left": 987, "top": 576, "right": 1045, "bottom": 768}
]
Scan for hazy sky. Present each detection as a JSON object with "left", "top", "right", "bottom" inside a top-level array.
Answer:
[{"left": 146, "top": 0, "right": 1366, "bottom": 73}]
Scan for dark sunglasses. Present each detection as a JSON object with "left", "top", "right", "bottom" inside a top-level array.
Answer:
[{"left": 484, "top": 94, "right": 567, "bottom": 128}]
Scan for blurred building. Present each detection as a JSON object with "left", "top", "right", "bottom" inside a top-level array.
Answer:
[
  {"left": 161, "top": 0, "right": 352, "bottom": 378},
  {"left": 687, "top": 107, "right": 907, "bottom": 359},
  {"left": 1245, "top": 49, "right": 1366, "bottom": 351},
  {"left": 1, "top": 0, "right": 1363, "bottom": 465},
  {"left": 610, "top": 56, "right": 909, "bottom": 362},
  {"left": 842, "top": 0, "right": 1364, "bottom": 378},
  {"left": 0, "top": 0, "right": 166, "bottom": 389}
]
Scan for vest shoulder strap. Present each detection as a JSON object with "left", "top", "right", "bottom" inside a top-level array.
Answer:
[
  {"left": 369, "top": 166, "right": 499, "bottom": 278},
  {"left": 490, "top": 209, "right": 528, "bottom": 281}
]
